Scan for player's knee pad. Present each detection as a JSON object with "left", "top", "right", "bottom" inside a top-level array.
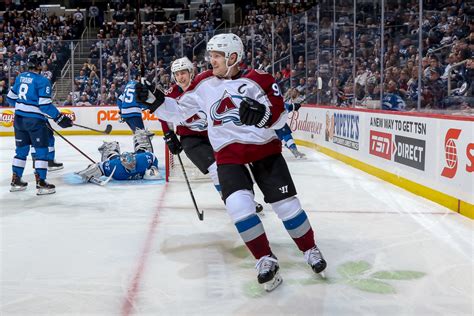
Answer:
[
  {"left": 270, "top": 196, "right": 302, "bottom": 221},
  {"left": 15, "top": 145, "right": 30, "bottom": 159},
  {"left": 225, "top": 189, "right": 256, "bottom": 223},
  {"left": 98, "top": 141, "right": 120, "bottom": 161},
  {"left": 207, "top": 162, "right": 219, "bottom": 186},
  {"left": 133, "top": 128, "right": 154, "bottom": 153}
]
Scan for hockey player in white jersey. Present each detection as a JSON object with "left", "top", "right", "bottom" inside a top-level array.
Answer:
[
  {"left": 136, "top": 33, "right": 326, "bottom": 291},
  {"left": 159, "top": 57, "right": 263, "bottom": 212}
]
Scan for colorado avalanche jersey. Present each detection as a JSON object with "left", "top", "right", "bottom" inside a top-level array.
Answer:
[
  {"left": 6, "top": 71, "right": 60, "bottom": 120},
  {"left": 118, "top": 80, "right": 147, "bottom": 118},
  {"left": 156, "top": 69, "right": 286, "bottom": 164},
  {"left": 160, "top": 84, "right": 208, "bottom": 137},
  {"left": 101, "top": 152, "right": 157, "bottom": 180}
]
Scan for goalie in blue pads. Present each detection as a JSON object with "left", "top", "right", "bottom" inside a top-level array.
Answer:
[{"left": 76, "top": 129, "right": 161, "bottom": 185}]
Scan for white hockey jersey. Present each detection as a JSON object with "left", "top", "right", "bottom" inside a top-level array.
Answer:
[{"left": 156, "top": 69, "right": 287, "bottom": 164}]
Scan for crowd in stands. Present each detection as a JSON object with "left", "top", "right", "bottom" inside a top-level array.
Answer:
[
  {"left": 1, "top": 0, "right": 472, "bottom": 114},
  {"left": 0, "top": 6, "right": 85, "bottom": 106}
]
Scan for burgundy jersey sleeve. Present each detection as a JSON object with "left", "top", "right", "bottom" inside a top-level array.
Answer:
[{"left": 243, "top": 69, "right": 285, "bottom": 127}]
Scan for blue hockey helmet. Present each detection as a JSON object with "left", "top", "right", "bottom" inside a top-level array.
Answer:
[
  {"left": 120, "top": 152, "right": 136, "bottom": 171},
  {"left": 27, "top": 51, "right": 45, "bottom": 69}
]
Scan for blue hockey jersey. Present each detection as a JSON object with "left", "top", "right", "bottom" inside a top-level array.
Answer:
[
  {"left": 6, "top": 71, "right": 60, "bottom": 120},
  {"left": 102, "top": 152, "right": 158, "bottom": 180},
  {"left": 117, "top": 80, "right": 147, "bottom": 118}
]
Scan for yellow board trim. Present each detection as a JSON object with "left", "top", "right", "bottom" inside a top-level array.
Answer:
[
  {"left": 296, "top": 139, "right": 473, "bottom": 220},
  {"left": 0, "top": 130, "right": 164, "bottom": 136}
]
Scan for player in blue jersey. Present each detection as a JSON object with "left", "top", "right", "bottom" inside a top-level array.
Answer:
[
  {"left": 117, "top": 76, "right": 149, "bottom": 132},
  {"left": 275, "top": 102, "right": 306, "bottom": 159},
  {"left": 31, "top": 128, "right": 64, "bottom": 171},
  {"left": 7, "top": 51, "right": 73, "bottom": 195},
  {"left": 76, "top": 129, "right": 161, "bottom": 184}
]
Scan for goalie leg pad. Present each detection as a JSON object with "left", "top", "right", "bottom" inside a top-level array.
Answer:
[
  {"left": 133, "top": 128, "right": 154, "bottom": 153},
  {"left": 76, "top": 163, "right": 104, "bottom": 182},
  {"left": 98, "top": 141, "right": 120, "bottom": 162}
]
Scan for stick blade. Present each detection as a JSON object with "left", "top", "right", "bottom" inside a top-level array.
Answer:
[{"left": 104, "top": 124, "right": 113, "bottom": 134}]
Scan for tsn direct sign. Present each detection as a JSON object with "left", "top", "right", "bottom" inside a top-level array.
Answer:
[
  {"left": 369, "top": 130, "right": 426, "bottom": 171},
  {"left": 440, "top": 128, "right": 474, "bottom": 179},
  {"left": 96, "top": 109, "right": 159, "bottom": 124}
]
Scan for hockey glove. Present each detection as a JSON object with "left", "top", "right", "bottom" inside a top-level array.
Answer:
[
  {"left": 164, "top": 131, "right": 183, "bottom": 155},
  {"left": 239, "top": 97, "right": 272, "bottom": 128},
  {"left": 54, "top": 114, "right": 73, "bottom": 128},
  {"left": 293, "top": 102, "right": 302, "bottom": 112},
  {"left": 135, "top": 79, "right": 164, "bottom": 114}
]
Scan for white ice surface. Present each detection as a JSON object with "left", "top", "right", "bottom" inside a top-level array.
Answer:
[{"left": 0, "top": 135, "right": 473, "bottom": 316}]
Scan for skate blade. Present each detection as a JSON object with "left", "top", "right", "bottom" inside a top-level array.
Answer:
[
  {"left": 318, "top": 271, "right": 326, "bottom": 279},
  {"left": 48, "top": 166, "right": 64, "bottom": 171},
  {"left": 37, "top": 188, "right": 56, "bottom": 195},
  {"left": 10, "top": 186, "right": 27, "bottom": 192},
  {"left": 263, "top": 272, "right": 283, "bottom": 292}
]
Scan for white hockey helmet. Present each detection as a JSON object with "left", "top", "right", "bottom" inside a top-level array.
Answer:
[
  {"left": 206, "top": 33, "right": 244, "bottom": 67},
  {"left": 171, "top": 57, "right": 194, "bottom": 82}
]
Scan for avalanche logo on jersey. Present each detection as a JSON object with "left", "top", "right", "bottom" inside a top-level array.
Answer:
[
  {"left": 210, "top": 90, "right": 243, "bottom": 127},
  {"left": 181, "top": 110, "right": 208, "bottom": 131}
]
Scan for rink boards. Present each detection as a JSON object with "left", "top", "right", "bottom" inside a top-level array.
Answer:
[
  {"left": 1, "top": 105, "right": 473, "bottom": 218},
  {"left": 288, "top": 105, "right": 473, "bottom": 219}
]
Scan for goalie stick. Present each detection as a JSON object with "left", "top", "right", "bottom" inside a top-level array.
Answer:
[
  {"left": 177, "top": 154, "right": 204, "bottom": 221},
  {"left": 87, "top": 166, "right": 116, "bottom": 186}
]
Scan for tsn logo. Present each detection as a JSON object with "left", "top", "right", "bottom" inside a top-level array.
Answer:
[
  {"left": 97, "top": 110, "right": 159, "bottom": 124},
  {"left": 369, "top": 130, "right": 392, "bottom": 160}
]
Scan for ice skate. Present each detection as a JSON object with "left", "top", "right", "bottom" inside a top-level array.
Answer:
[
  {"left": 35, "top": 174, "right": 56, "bottom": 195},
  {"left": 304, "top": 245, "right": 327, "bottom": 277},
  {"left": 10, "top": 173, "right": 27, "bottom": 192},
  {"left": 48, "top": 160, "right": 64, "bottom": 171},
  {"left": 290, "top": 148, "right": 306, "bottom": 159},
  {"left": 255, "top": 254, "right": 283, "bottom": 292}
]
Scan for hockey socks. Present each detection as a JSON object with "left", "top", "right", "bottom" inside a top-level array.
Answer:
[
  {"left": 235, "top": 214, "right": 271, "bottom": 259},
  {"left": 282, "top": 209, "right": 315, "bottom": 252}
]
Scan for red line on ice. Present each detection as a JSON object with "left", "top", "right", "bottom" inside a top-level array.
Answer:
[{"left": 121, "top": 184, "right": 168, "bottom": 316}]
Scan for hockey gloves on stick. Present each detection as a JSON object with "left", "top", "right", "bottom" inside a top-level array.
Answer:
[
  {"left": 164, "top": 131, "right": 183, "bottom": 155},
  {"left": 239, "top": 97, "right": 271, "bottom": 128},
  {"left": 135, "top": 78, "right": 164, "bottom": 114},
  {"left": 54, "top": 114, "right": 73, "bottom": 128}
]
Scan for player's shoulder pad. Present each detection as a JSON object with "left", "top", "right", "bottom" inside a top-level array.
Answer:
[
  {"left": 242, "top": 69, "right": 276, "bottom": 90},
  {"left": 186, "top": 70, "right": 214, "bottom": 92}
]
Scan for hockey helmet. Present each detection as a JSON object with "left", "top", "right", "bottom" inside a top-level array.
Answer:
[
  {"left": 120, "top": 152, "right": 137, "bottom": 171},
  {"left": 27, "top": 51, "right": 45, "bottom": 69},
  {"left": 171, "top": 57, "right": 194, "bottom": 82},
  {"left": 206, "top": 33, "right": 244, "bottom": 66}
]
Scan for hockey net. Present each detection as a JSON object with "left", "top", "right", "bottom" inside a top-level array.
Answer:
[{"left": 164, "top": 144, "right": 210, "bottom": 182}]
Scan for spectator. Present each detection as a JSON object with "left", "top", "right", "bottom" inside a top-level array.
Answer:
[{"left": 382, "top": 80, "right": 406, "bottom": 111}]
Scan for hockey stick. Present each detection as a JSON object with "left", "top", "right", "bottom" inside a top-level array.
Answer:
[
  {"left": 73, "top": 123, "right": 112, "bottom": 135},
  {"left": 46, "top": 123, "right": 96, "bottom": 164},
  {"left": 177, "top": 153, "right": 204, "bottom": 221},
  {"left": 136, "top": 0, "right": 145, "bottom": 77}
]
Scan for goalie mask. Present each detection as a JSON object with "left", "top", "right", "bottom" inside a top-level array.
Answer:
[
  {"left": 171, "top": 57, "right": 194, "bottom": 86},
  {"left": 120, "top": 152, "right": 136, "bottom": 171}
]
